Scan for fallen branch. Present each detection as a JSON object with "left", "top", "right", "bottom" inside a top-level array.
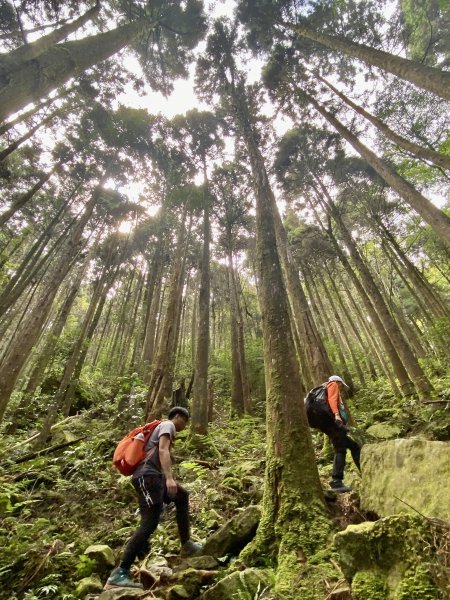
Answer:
[
  {"left": 421, "top": 400, "right": 450, "bottom": 405},
  {"left": 9, "top": 414, "right": 82, "bottom": 450},
  {"left": 8, "top": 437, "right": 85, "bottom": 465}
]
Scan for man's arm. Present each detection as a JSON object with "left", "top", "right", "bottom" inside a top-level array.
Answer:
[
  {"left": 159, "top": 434, "right": 177, "bottom": 497},
  {"left": 327, "top": 382, "right": 343, "bottom": 424}
]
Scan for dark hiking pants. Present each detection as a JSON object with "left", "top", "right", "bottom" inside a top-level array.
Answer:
[
  {"left": 120, "top": 474, "right": 190, "bottom": 570},
  {"left": 306, "top": 402, "right": 361, "bottom": 481}
]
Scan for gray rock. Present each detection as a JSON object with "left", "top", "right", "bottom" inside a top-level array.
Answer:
[
  {"left": 202, "top": 505, "right": 261, "bottom": 558},
  {"left": 360, "top": 438, "right": 450, "bottom": 521}
]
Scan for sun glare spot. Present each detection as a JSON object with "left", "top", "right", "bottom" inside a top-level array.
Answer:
[{"left": 118, "top": 221, "right": 133, "bottom": 234}]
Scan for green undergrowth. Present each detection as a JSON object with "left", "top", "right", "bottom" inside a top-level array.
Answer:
[{"left": 0, "top": 373, "right": 449, "bottom": 599}]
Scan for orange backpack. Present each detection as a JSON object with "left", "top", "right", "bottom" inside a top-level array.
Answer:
[{"left": 112, "top": 420, "right": 161, "bottom": 475}]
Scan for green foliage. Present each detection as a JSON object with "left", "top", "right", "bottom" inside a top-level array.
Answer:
[{"left": 74, "top": 555, "right": 97, "bottom": 579}]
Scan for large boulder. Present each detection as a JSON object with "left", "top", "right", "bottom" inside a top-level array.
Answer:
[
  {"left": 202, "top": 505, "right": 261, "bottom": 558},
  {"left": 334, "top": 515, "right": 446, "bottom": 599},
  {"left": 200, "top": 568, "right": 271, "bottom": 600},
  {"left": 360, "top": 438, "right": 450, "bottom": 521}
]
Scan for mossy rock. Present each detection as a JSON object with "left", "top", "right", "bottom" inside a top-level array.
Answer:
[
  {"left": 361, "top": 438, "right": 450, "bottom": 521},
  {"left": 166, "top": 585, "right": 190, "bottom": 600},
  {"left": 335, "top": 515, "right": 446, "bottom": 599},
  {"left": 351, "top": 570, "right": 387, "bottom": 600},
  {"left": 84, "top": 544, "right": 115, "bottom": 574},
  {"left": 200, "top": 567, "right": 271, "bottom": 600},
  {"left": 202, "top": 505, "right": 261, "bottom": 558},
  {"left": 334, "top": 515, "right": 426, "bottom": 579},
  {"left": 365, "top": 423, "right": 401, "bottom": 439},
  {"left": 75, "top": 574, "right": 103, "bottom": 596}
]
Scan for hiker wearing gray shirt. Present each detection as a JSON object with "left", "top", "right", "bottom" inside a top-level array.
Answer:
[{"left": 105, "top": 407, "right": 202, "bottom": 590}]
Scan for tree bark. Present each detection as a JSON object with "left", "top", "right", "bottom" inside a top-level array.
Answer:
[
  {"left": 0, "top": 2, "right": 101, "bottom": 73},
  {"left": 227, "top": 251, "right": 245, "bottom": 416},
  {"left": 293, "top": 22, "right": 450, "bottom": 100},
  {"left": 229, "top": 83, "right": 328, "bottom": 592},
  {"left": 18, "top": 255, "right": 89, "bottom": 409},
  {"left": 316, "top": 210, "right": 415, "bottom": 396},
  {"left": 272, "top": 205, "right": 333, "bottom": 383},
  {"left": 0, "top": 171, "right": 53, "bottom": 227},
  {"left": 146, "top": 205, "right": 189, "bottom": 420},
  {"left": 0, "top": 17, "right": 148, "bottom": 122},
  {"left": 192, "top": 201, "right": 211, "bottom": 434}
]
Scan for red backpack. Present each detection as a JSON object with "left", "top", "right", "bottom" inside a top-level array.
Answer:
[{"left": 112, "top": 420, "right": 161, "bottom": 475}]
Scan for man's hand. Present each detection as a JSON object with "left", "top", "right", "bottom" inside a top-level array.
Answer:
[
  {"left": 334, "top": 413, "right": 343, "bottom": 425},
  {"left": 166, "top": 477, "right": 177, "bottom": 498}
]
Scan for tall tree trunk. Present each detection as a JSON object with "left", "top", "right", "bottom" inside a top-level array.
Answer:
[
  {"left": 303, "top": 91, "right": 450, "bottom": 245},
  {"left": 326, "top": 268, "right": 378, "bottom": 379},
  {"left": 327, "top": 202, "right": 432, "bottom": 396},
  {"left": 18, "top": 254, "right": 89, "bottom": 409},
  {"left": 0, "top": 190, "right": 97, "bottom": 421},
  {"left": 319, "top": 269, "right": 366, "bottom": 387},
  {"left": 314, "top": 72, "right": 450, "bottom": 170},
  {"left": 231, "top": 86, "right": 328, "bottom": 593},
  {"left": 192, "top": 201, "right": 211, "bottom": 434},
  {"left": 292, "top": 22, "right": 450, "bottom": 100},
  {"left": 272, "top": 206, "right": 333, "bottom": 383},
  {"left": 320, "top": 217, "right": 414, "bottom": 396},
  {"left": 0, "top": 171, "right": 52, "bottom": 227},
  {"left": 0, "top": 17, "right": 149, "bottom": 121},
  {"left": 0, "top": 87, "right": 71, "bottom": 136},
  {"left": 146, "top": 206, "right": 189, "bottom": 420},
  {"left": 377, "top": 219, "right": 450, "bottom": 319},
  {"left": 0, "top": 2, "right": 101, "bottom": 73},
  {"left": 227, "top": 250, "right": 244, "bottom": 416},
  {"left": 233, "top": 268, "right": 252, "bottom": 414},
  {"left": 38, "top": 255, "right": 121, "bottom": 444},
  {"left": 0, "top": 106, "right": 66, "bottom": 162}
]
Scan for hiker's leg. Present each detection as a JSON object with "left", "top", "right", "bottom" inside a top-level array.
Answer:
[
  {"left": 166, "top": 484, "right": 190, "bottom": 544},
  {"left": 329, "top": 426, "right": 348, "bottom": 482},
  {"left": 346, "top": 435, "right": 361, "bottom": 471},
  {"left": 120, "top": 476, "right": 164, "bottom": 569}
]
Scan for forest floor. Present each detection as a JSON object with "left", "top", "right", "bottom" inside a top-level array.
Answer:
[{"left": 1, "top": 375, "right": 449, "bottom": 600}]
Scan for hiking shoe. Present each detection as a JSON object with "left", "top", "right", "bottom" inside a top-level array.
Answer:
[
  {"left": 104, "top": 567, "right": 143, "bottom": 590},
  {"left": 330, "top": 480, "right": 352, "bottom": 493},
  {"left": 181, "top": 539, "right": 203, "bottom": 557}
]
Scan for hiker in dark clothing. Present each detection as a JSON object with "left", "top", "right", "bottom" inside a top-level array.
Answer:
[
  {"left": 306, "top": 375, "right": 361, "bottom": 493},
  {"left": 105, "top": 406, "right": 202, "bottom": 590}
]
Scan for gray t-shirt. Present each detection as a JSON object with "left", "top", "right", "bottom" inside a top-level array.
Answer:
[{"left": 132, "top": 420, "right": 176, "bottom": 479}]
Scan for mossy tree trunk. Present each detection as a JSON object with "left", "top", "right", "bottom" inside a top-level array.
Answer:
[
  {"left": 191, "top": 194, "right": 211, "bottom": 433},
  {"left": 145, "top": 205, "right": 189, "bottom": 420},
  {"left": 229, "top": 83, "right": 330, "bottom": 593}
]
